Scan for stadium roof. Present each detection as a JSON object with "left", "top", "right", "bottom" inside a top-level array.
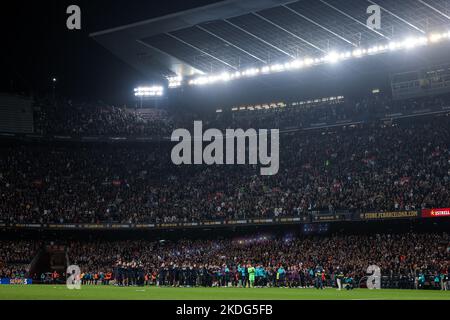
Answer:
[{"left": 91, "top": 0, "right": 450, "bottom": 82}]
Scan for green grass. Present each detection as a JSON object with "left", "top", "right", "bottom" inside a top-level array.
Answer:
[{"left": 0, "top": 285, "right": 449, "bottom": 300}]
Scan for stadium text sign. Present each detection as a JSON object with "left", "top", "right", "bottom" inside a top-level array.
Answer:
[
  {"left": 171, "top": 121, "right": 279, "bottom": 176},
  {"left": 0, "top": 278, "right": 32, "bottom": 285},
  {"left": 359, "top": 211, "right": 419, "bottom": 220},
  {"left": 422, "top": 208, "right": 450, "bottom": 218}
]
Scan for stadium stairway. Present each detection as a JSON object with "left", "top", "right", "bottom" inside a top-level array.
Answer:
[{"left": 28, "top": 244, "right": 68, "bottom": 284}]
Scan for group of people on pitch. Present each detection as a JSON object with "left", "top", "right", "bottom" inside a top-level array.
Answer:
[
  {"left": 114, "top": 260, "right": 146, "bottom": 286},
  {"left": 87, "top": 262, "right": 358, "bottom": 290},
  {"left": 148, "top": 263, "right": 357, "bottom": 289}
]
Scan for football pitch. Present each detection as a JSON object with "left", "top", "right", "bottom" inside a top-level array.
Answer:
[{"left": 0, "top": 286, "right": 449, "bottom": 300}]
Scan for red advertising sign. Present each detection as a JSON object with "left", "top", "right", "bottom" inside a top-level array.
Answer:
[{"left": 422, "top": 208, "right": 450, "bottom": 218}]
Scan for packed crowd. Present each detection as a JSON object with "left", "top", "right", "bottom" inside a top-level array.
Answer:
[
  {"left": 64, "top": 232, "right": 449, "bottom": 289},
  {"left": 221, "top": 93, "right": 449, "bottom": 130},
  {"left": 0, "top": 241, "right": 40, "bottom": 279},
  {"left": 0, "top": 112, "right": 449, "bottom": 224},
  {"left": 32, "top": 92, "right": 449, "bottom": 137},
  {"left": 34, "top": 97, "right": 174, "bottom": 137},
  {"left": 1, "top": 233, "right": 448, "bottom": 289}
]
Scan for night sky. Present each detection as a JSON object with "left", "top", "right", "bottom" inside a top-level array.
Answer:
[{"left": 3, "top": 0, "right": 221, "bottom": 104}]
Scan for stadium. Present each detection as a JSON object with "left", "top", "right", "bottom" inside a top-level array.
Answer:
[{"left": 1, "top": 0, "right": 450, "bottom": 305}]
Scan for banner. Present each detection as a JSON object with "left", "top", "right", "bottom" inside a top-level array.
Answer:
[
  {"left": 359, "top": 211, "right": 419, "bottom": 220},
  {"left": 313, "top": 215, "right": 343, "bottom": 222},
  {"left": 421, "top": 208, "right": 450, "bottom": 218},
  {"left": 0, "top": 278, "right": 33, "bottom": 285}
]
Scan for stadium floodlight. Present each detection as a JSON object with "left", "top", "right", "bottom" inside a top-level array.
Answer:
[
  {"left": 197, "top": 77, "right": 209, "bottom": 85},
  {"left": 324, "top": 51, "right": 340, "bottom": 63},
  {"left": 430, "top": 33, "right": 444, "bottom": 43},
  {"left": 184, "top": 31, "right": 450, "bottom": 87},
  {"left": 134, "top": 86, "right": 164, "bottom": 97},
  {"left": 168, "top": 75, "right": 183, "bottom": 88},
  {"left": 368, "top": 46, "right": 378, "bottom": 54},
  {"left": 429, "top": 33, "right": 448, "bottom": 43},
  {"left": 290, "top": 59, "right": 304, "bottom": 69},
  {"left": 388, "top": 41, "right": 398, "bottom": 51},
  {"left": 403, "top": 37, "right": 419, "bottom": 49},
  {"left": 303, "top": 58, "right": 314, "bottom": 66},
  {"left": 220, "top": 72, "right": 231, "bottom": 82},
  {"left": 270, "top": 64, "right": 285, "bottom": 72},
  {"left": 261, "top": 66, "right": 271, "bottom": 73},
  {"left": 242, "top": 68, "right": 260, "bottom": 77},
  {"left": 352, "top": 49, "right": 363, "bottom": 57}
]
